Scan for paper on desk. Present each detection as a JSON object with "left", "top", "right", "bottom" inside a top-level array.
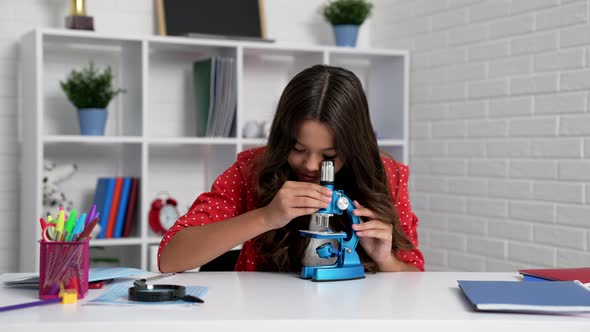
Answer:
[
  {"left": 3, "top": 267, "right": 148, "bottom": 288},
  {"left": 86, "top": 281, "right": 208, "bottom": 306},
  {"left": 89, "top": 267, "right": 147, "bottom": 282}
]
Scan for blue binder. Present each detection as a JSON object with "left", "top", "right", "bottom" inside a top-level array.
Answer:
[
  {"left": 458, "top": 280, "right": 590, "bottom": 313},
  {"left": 113, "top": 177, "right": 132, "bottom": 238},
  {"left": 96, "top": 178, "right": 115, "bottom": 239}
]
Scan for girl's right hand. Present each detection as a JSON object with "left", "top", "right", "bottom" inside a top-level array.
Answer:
[{"left": 261, "top": 181, "right": 333, "bottom": 229}]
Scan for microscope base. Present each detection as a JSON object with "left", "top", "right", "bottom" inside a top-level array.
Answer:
[{"left": 302, "top": 265, "right": 365, "bottom": 282}]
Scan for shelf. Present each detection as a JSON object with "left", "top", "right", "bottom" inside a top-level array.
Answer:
[
  {"left": 44, "top": 135, "right": 143, "bottom": 144},
  {"left": 327, "top": 46, "right": 409, "bottom": 57},
  {"left": 240, "top": 138, "right": 267, "bottom": 146},
  {"left": 40, "top": 28, "right": 408, "bottom": 55},
  {"left": 147, "top": 137, "right": 238, "bottom": 145},
  {"left": 89, "top": 238, "right": 143, "bottom": 247},
  {"left": 147, "top": 237, "right": 163, "bottom": 245}
]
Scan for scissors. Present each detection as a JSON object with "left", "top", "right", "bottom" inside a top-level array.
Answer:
[{"left": 41, "top": 222, "right": 58, "bottom": 242}]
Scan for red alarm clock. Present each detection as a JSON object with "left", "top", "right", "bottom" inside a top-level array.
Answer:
[{"left": 149, "top": 193, "right": 180, "bottom": 235}]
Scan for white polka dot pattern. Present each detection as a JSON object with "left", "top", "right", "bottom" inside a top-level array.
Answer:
[
  {"left": 383, "top": 157, "right": 425, "bottom": 271},
  {"left": 157, "top": 147, "right": 425, "bottom": 272}
]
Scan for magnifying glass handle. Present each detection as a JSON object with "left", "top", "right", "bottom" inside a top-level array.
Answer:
[{"left": 181, "top": 295, "right": 204, "bottom": 303}]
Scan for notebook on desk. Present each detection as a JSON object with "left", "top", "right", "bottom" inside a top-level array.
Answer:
[
  {"left": 457, "top": 280, "right": 590, "bottom": 313},
  {"left": 518, "top": 267, "right": 590, "bottom": 283}
]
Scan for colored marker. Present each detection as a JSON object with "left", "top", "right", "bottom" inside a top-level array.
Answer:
[
  {"left": 70, "top": 213, "right": 86, "bottom": 241},
  {"left": 56, "top": 210, "right": 66, "bottom": 241},
  {"left": 87, "top": 204, "right": 96, "bottom": 227},
  {"left": 0, "top": 298, "right": 61, "bottom": 312},
  {"left": 64, "top": 209, "right": 77, "bottom": 241}
]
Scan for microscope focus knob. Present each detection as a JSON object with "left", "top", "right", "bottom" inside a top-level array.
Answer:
[{"left": 336, "top": 197, "right": 349, "bottom": 210}]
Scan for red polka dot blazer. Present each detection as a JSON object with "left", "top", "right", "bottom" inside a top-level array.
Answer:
[{"left": 158, "top": 147, "right": 424, "bottom": 271}]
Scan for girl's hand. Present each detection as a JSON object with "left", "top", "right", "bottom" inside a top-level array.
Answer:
[
  {"left": 261, "top": 181, "right": 333, "bottom": 230},
  {"left": 351, "top": 200, "right": 399, "bottom": 267}
]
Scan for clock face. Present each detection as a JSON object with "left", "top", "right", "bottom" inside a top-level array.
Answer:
[{"left": 159, "top": 204, "right": 179, "bottom": 230}]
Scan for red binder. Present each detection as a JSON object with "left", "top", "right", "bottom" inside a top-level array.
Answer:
[{"left": 518, "top": 267, "right": 590, "bottom": 283}]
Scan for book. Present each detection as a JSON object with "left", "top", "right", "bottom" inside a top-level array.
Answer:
[
  {"left": 458, "top": 280, "right": 590, "bottom": 313},
  {"left": 113, "top": 177, "right": 132, "bottom": 238},
  {"left": 193, "top": 58, "right": 214, "bottom": 137},
  {"left": 519, "top": 267, "right": 590, "bottom": 283},
  {"left": 193, "top": 56, "right": 237, "bottom": 137},
  {"left": 207, "top": 56, "right": 221, "bottom": 136},
  {"left": 122, "top": 178, "right": 139, "bottom": 237},
  {"left": 105, "top": 177, "right": 123, "bottom": 238},
  {"left": 522, "top": 274, "right": 552, "bottom": 282},
  {"left": 221, "top": 57, "right": 237, "bottom": 137},
  {"left": 96, "top": 178, "right": 115, "bottom": 239}
]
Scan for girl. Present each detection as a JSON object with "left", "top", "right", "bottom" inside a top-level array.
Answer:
[{"left": 158, "top": 65, "right": 424, "bottom": 273}]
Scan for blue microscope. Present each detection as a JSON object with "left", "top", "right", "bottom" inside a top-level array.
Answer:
[{"left": 299, "top": 160, "right": 365, "bottom": 281}]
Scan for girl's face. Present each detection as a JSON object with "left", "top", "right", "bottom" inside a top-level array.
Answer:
[{"left": 288, "top": 120, "right": 344, "bottom": 183}]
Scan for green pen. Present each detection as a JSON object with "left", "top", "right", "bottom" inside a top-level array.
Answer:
[{"left": 64, "top": 209, "right": 77, "bottom": 242}]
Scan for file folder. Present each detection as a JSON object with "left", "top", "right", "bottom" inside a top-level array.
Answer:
[{"left": 458, "top": 280, "right": 590, "bottom": 313}]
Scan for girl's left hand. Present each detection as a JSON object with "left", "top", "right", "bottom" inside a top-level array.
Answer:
[{"left": 351, "top": 200, "right": 396, "bottom": 266}]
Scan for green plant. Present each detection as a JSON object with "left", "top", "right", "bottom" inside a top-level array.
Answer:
[
  {"left": 59, "top": 62, "right": 125, "bottom": 109},
  {"left": 321, "top": 0, "right": 373, "bottom": 25}
]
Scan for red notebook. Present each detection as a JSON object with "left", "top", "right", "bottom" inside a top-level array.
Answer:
[{"left": 518, "top": 267, "right": 590, "bottom": 283}]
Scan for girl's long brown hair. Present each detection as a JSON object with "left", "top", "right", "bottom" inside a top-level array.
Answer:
[{"left": 254, "top": 65, "right": 413, "bottom": 272}]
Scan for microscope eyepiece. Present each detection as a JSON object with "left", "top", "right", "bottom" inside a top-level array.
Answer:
[{"left": 320, "top": 160, "right": 335, "bottom": 185}]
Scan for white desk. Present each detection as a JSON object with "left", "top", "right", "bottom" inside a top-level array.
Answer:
[{"left": 0, "top": 272, "right": 588, "bottom": 331}]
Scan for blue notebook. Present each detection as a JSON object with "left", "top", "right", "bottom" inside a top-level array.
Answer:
[
  {"left": 458, "top": 280, "right": 590, "bottom": 313},
  {"left": 522, "top": 275, "right": 552, "bottom": 282}
]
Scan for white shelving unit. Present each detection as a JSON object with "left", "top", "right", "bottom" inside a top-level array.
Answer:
[{"left": 19, "top": 28, "right": 409, "bottom": 272}]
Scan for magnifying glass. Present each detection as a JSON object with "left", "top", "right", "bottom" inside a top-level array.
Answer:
[{"left": 128, "top": 273, "right": 204, "bottom": 303}]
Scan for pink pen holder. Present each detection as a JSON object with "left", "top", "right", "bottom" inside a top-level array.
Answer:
[{"left": 39, "top": 240, "right": 89, "bottom": 300}]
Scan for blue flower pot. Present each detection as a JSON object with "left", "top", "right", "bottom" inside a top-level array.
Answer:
[
  {"left": 77, "top": 108, "right": 107, "bottom": 136},
  {"left": 333, "top": 25, "right": 360, "bottom": 47}
]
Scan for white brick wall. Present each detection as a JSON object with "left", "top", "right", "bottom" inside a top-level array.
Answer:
[
  {"left": 6, "top": 0, "right": 588, "bottom": 273},
  {"left": 1, "top": 0, "right": 371, "bottom": 273},
  {"left": 373, "top": 0, "right": 590, "bottom": 271}
]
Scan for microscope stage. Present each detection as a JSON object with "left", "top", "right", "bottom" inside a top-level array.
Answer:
[{"left": 299, "top": 230, "right": 347, "bottom": 239}]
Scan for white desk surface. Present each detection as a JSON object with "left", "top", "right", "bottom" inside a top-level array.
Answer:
[{"left": 1, "top": 272, "right": 588, "bottom": 331}]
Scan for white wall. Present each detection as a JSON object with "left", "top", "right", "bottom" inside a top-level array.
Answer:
[
  {"left": 373, "top": 0, "right": 590, "bottom": 271},
  {"left": 0, "top": 0, "right": 372, "bottom": 273}
]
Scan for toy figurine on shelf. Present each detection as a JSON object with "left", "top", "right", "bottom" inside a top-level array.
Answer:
[
  {"left": 42, "top": 159, "right": 78, "bottom": 219},
  {"left": 66, "top": 0, "right": 94, "bottom": 31},
  {"left": 299, "top": 160, "right": 365, "bottom": 282}
]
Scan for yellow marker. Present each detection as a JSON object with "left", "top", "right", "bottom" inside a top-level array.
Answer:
[{"left": 56, "top": 210, "right": 66, "bottom": 241}]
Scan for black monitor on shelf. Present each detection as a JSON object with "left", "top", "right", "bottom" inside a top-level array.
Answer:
[{"left": 156, "top": 0, "right": 273, "bottom": 42}]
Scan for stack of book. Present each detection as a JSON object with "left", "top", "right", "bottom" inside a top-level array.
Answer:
[
  {"left": 92, "top": 177, "right": 140, "bottom": 239},
  {"left": 458, "top": 267, "right": 590, "bottom": 314},
  {"left": 519, "top": 267, "right": 590, "bottom": 283},
  {"left": 193, "top": 56, "right": 237, "bottom": 137},
  {"left": 458, "top": 279, "right": 590, "bottom": 314}
]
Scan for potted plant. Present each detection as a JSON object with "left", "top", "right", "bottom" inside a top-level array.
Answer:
[
  {"left": 321, "top": 0, "right": 373, "bottom": 47},
  {"left": 60, "top": 62, "right": 125, "bottom": 135}
]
